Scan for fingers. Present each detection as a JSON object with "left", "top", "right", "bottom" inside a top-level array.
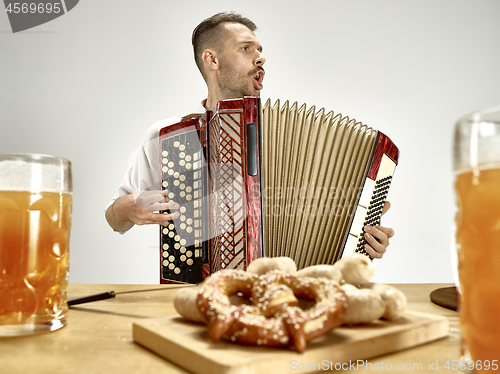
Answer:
[
  {"left": 363, "top": 225, "right": 395, "bottom": 259},
  {"left": 363, "top": 201, "right": 393, "bottom": 258},
  {"left": 376, "top": 225, "right": 395, "bottom": 239},
  {"left": 144, "top": 201, "right": 180, "bottom": 212},
  {"left": 127, "top": 189, "right": 184, "bottom": 226},
  {"left": 134, "top": 210, "right": 180, "bottom": 226},
  {"left": 134, "top": 190, "right": 182, "bottom": 212},
  {"left": 154, "top": 211, "right": 180, "bottom": 225},
  {"left": 134, "top": 190, "right": 167, "bottom": 209},
  {"left": 381, "top": 201, "right": 391, "bottom": 217}
]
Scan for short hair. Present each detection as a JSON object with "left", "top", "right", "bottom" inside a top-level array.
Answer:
[{"left": 192, "top": 12, "right": 257, "bottom": 80}]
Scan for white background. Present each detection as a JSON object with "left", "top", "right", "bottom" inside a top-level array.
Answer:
[{"left": 1, "top": 0, "right": 499, "bottom": 284}]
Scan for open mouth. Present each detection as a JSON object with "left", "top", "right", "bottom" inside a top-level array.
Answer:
[{"left": 253, "top": 69, "right": 265, "bottom": 90}]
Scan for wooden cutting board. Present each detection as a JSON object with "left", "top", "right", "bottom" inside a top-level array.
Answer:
[{"left": 133, "top": 311, "right": 448, "bottom": 374}]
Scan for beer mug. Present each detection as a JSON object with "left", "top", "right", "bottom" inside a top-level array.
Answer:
[
  {"left": 453, "top": 105, "right": 500, "bottom": 371},
  {"left": 0, "top": 153, "right": 72, "bottom": 336}
]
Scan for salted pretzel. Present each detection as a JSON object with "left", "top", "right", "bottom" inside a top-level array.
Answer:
[{"left": 196, "top": 269, "right": 347, "bottom": 352}]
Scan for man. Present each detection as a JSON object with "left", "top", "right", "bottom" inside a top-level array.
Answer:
[{"left": 105, "top": 12, "right": 394, "bottom": 259}]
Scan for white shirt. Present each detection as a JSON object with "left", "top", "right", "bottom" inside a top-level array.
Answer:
[{"left": 108, "top": 102, "right": 206, "bottom": 233}]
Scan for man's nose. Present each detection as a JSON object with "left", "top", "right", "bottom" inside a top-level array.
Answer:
[{"left": 255, "top": 51, "right": 266, "bottom": 66}]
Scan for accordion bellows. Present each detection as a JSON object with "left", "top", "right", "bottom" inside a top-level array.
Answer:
[
  {"left": 261, "top": 99, "right": 378, "bottom": 268},
  {"left": 159, "top": 98, "right": 399, "bottom": 284}
]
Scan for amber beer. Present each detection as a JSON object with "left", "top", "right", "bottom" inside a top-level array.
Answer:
[
  {"left": 455, "top": 167, "right": 500, "bottom": 368},
  {"left": 0, "top": 153, "right": 72, "bottom": 336}
]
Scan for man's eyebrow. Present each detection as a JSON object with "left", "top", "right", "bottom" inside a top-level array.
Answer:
[{"left": 240, "top": 40, "right": 263, "bottom": 52}]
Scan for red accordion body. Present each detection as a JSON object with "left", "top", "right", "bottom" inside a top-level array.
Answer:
[{"left": 159, "top": 97, "right": 399, "bottom": 284}]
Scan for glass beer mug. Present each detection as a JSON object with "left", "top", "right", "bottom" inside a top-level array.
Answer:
[
  {"left": 453, "top": 105, "right": 500, "bottom": 371},
  {"left": 0, "top": 153, "right": 72, "bottom": 336}
]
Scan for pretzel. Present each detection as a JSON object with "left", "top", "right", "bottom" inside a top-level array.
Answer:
[{"left": 196, "top": 269, "right": 347, "bottom": 352}]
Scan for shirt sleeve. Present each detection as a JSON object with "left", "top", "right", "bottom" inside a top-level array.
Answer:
[{"left": 106, "top": 116, "right": 182, "bottom": 233}]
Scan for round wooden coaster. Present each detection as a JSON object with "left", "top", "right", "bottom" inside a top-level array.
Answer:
[{"left": 430, "top": 286, "right": 458, "bottom": 311}]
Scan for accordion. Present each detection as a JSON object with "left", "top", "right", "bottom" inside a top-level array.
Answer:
[{"left": 159, "top": 97, "right": 399, "bottom": 284}]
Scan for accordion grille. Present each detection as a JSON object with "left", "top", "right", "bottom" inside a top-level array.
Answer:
[
  {"left": 208, "top": 109, "right": 248, "bottom": 272},
  {"left": 261, "top": 99, "right": 378, "bottom": 269}
]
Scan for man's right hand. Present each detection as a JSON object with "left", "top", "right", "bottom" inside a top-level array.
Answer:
[{"left": 105, "top": 190, "right": 179, "bottom": 232}]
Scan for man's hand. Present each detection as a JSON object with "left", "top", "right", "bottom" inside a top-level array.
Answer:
[
  {"left": 106, "top": 190, "right": 179, "bottom": 232},
  {"left": 362, "top": 201, "right": 395, "bottom": 259}
]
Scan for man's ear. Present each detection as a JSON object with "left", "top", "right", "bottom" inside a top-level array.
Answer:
[{"left": 202, "top": 49, "right": 219, "bottom": 72}]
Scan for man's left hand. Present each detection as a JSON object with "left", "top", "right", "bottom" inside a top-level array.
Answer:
[{"left": 362, "top": 201, "right": 395, "bottom": 259}]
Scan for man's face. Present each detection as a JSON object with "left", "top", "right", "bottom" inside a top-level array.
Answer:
[{"left": 217, "top": 23, "right": 266, "bottom": 100}]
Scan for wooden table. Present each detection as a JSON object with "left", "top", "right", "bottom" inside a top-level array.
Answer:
[{"left": 0, "top": 283, "right": 461, "bottom": 374}]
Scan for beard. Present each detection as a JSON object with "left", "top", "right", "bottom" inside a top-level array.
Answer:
[{"left": 218, "top": 57, "right": 261, "bottom": 100}]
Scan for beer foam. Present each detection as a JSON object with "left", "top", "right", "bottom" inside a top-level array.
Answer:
[{"left": 0, "top": 160, "right": 69, "bottom": 193}]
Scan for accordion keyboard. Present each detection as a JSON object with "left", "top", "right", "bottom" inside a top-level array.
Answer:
[
  {"left": 342, "top": 153, "right": 397, "bottom": 259},
  {"left": 355, "top": 175, "right": 393, "bottom": 255},
  {"left": 160, "top": 130, "right": 206, "bottom": 284}
]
